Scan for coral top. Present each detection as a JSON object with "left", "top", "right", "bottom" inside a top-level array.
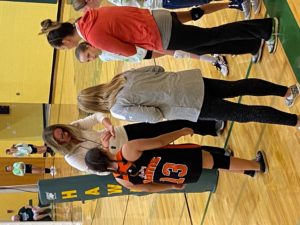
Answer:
[{"left": 77, "top": 6, "right": 163, "bottom": 56}]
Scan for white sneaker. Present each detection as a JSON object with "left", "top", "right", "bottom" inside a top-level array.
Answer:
[
  {"left": 212, "top": 55, "right": 229, "bottom": 77},
  {"left": 229, "top": 0, "right": 251, "bottom": 20},
  {"left": 252, "top": 39, "right": 264, "bottom": 63},
  {"left": 242, "top": 0, "right": 251, "bottom": 20},
  {"left": 285, "top": 83, "right": 300, "bottom": 107},
  {"left": 250, "top": 0, "right": 262, "bottom": 14},
  {"left": 266, "top": 17, "right": 279, "bottom": 54},
  {"left": 50, "top": 166, "right": 56, "bottom": 176}
]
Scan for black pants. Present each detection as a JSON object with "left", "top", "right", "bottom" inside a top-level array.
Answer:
[
  {"left": 167, "top": 14, "right": 272, "bottom": 55},
  {"left": 198, "top": 78, "right": 298, "bottom": 126},
  {"left": 124, "top": 119, "right": 219, "bottom": 139}
]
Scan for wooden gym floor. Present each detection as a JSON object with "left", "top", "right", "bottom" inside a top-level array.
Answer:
[{"left": 48, "top": 1, "right": 300, "bottom": 224}]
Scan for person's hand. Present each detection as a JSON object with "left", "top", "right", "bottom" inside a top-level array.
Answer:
[
  {"left": 181, "top": 128, "right": 194, "bottom": 137},
  {"left": 173, "top": 184, "right": 186, "bottom": 190},
  {"left": 100, "top": 130, "right": 112, "bottom": 149},
  {"left": 106, "top": 125, "right": 115, "bottom": 137}
]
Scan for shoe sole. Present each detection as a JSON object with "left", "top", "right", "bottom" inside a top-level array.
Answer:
[
  {"left": 219, "top": 56, "right": 229, "bottom": 77},
  {"left": 286, "top": 83, "right": 300, "bottom": 107},
  {"left": 252, "top": 40, "right": 264, "bottom": 63},
  {"left": 242, "top": 0, "right": 251, "bottom": 20},
  {"left": 270, "top": 17, "right": 279, "bottom": 54},
  {"left": 258, "top": 150, "right": 269, "bottom": 173},
  {"left": 253, "top": 0, "right": 262, "bottom": 14}
]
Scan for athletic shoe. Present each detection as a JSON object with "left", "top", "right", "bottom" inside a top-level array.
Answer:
[
  {"left": 250, "top": 0, "right": 262, "bottom": 14},
  {"left": 266, "top": 17, "right": 279, "bottom": 54},
  {"left": 215, "top": 120, "right": 227, "bottom": 136},
  {"left": 212, "top": 55, "right": 229, "bottom": 77},
  {"left": 244, "top": 170, "right": 256, "bottom": 177},
  {"left": 256, "top": 151, "right": 268, "bottom": 173},
  {"left": 229, "top": 0, "right": 251, "bottom": 20},
  {"left": 284, "top": 83, "right": 300, "bottom": 107},
  {"left": 224, "top": 147, "right": 234, "bottom": 157},
  {"left": 50, "top": 166, "right": 56, "bottom": 176},
  {"left": 252, "top": 39, "right": 264, "bottom": 63}
]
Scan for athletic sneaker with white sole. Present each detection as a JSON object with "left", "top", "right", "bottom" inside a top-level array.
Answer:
[
  {"left": 229, "top": 0, "right": 251, "bottom": 20},
  {"left": 213, "top": 55, "right": 229, "bottom": 77},
  {"left": 252, "top": 39, "right": 264, "bottom": 63},
  {"left": 256, "top": 151, "right": 268, "bottom": 173},
  {"left": 250, "top": 0, "right": 262, "bottom": 14},
  {"left": 50, "top": 166, "right": 56, "bottom": 176},
  {"left": 266, "top": 17, "right": 279, "bottom": 53},
  {"left": 285, "top": 83, "right": 300, "bottom": 107}
]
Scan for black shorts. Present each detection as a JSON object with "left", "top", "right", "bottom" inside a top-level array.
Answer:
[
  {"left": 25, "top": 164, "right": 32, "bottom": 173},
  {"left": 28, "top": 144, "right": 37, "bottom": 154}
]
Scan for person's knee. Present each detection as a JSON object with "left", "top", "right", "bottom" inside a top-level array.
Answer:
[
  {"left": 33, "top": 214, "right": 39, "bottom": 221},
  {"left": 211, "top": 153, "right": 230, "bottom": 169}
]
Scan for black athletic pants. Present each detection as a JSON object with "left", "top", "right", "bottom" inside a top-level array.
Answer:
[
  {"left": 167, "top": 14, "right": 273, "bottom": 56},
  {"left": 124, "top": 119, "right": 219, "bottom": 138},
  {"left": 198, "top": 78, "right": 298, "bottom": 126}
]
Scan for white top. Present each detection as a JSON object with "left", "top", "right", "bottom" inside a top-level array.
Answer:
[
  {"left": 13, "top": 143, "right": 33, "bottom": 157},
  {"left": 108, "top": 0, "right": 163, "bottom": 9},
  {"left": 99, "top": 46, "right": 148, "bottom": 62},
  {"left": 65, "top": 113, "right": 128, "bottom": 175}
]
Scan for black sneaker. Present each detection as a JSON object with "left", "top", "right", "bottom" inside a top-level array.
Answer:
[
  {"left": 256, "top": 151, "right": 268, "bottom": 173},
  {"left": 244, "top": 170, "right": 256, "bottom": 177}
]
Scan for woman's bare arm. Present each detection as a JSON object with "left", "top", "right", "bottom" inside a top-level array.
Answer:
[{"left": 122, "top": 128, "right": 194, "bottom": 161}]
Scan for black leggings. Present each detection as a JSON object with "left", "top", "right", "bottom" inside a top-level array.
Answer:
[
  {"left": 167, "top": 14, "right": 272, "bottom": 55},
  {"left": 198, "top": 78, "right": 298, "bottom": 126},
  {"left": 124, "top": 119, "right": 219, "bottom": 139}
]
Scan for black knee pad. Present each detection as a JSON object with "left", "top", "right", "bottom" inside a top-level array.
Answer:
[
  {"left": 191, "top": 7, "right": 204, "bottom": 21},
  {"left": 211, "top": 153, "right": 230, "bottom": 169}
]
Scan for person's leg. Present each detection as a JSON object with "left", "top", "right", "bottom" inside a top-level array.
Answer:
[
  {"left": 33, "top": 207, "right": 51, "bottom": 214},
  {"left": 200, "top": 145, "right": 227, "bottom": 155},
  {"left": 187, "top": 39, "right": 261, "bottom": 55},
  {"left": 124, "top": 119, "right": 221, "bottom": 138},
  {"left": 199, "top": 96, "right": 299, "bottom": 126},
  {"left": 167, "top": 16, "right": 273, "bottom": 54},
  {"left": 202, "top": 151, "right": 261, "bottom": 171},
  {"left": 174, "top": 3, "right": 229, "bottom": 22},
  {"left": 31, "top": 166, "right": 51, "bottom": 174},
  {"left": 202, "top": 77, "right": 288, "bottom": 98},
  {"left": 162, "top": 0, "right": 213, "bottom": 9},
  {"left": 33, "top": 213, "right": 52, "bottom": 221},
  {"left": 35, "top": 146, "right": 47, "bottom": 154}
]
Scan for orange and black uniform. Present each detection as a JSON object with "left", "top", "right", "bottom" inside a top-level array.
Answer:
[{"left": 113, "top": 144, "right": 203, "bottom": 185}]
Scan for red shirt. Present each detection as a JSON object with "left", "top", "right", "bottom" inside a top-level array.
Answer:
[{"left": 77, "top": 6, "right": 164, "bottom": 57}]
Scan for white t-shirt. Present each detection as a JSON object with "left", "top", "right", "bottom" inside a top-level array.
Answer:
[
  {"left": 108, "top": 0, "right": 163, "bottom": 9},
  {"left": 99, "top": 46, "right": 148, "bottom": 62}
]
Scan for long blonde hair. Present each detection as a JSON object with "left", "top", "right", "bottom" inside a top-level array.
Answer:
[
  {"left": 77, "top": 72, "right": 126, "bottom": 113},
  {"left": 42, "top": 124, "right": 86, "bottom": 156}
]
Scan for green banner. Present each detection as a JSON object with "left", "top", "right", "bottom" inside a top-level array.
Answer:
[{"left": 38, "top": 169, "right": 219, "bottom": 204}]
